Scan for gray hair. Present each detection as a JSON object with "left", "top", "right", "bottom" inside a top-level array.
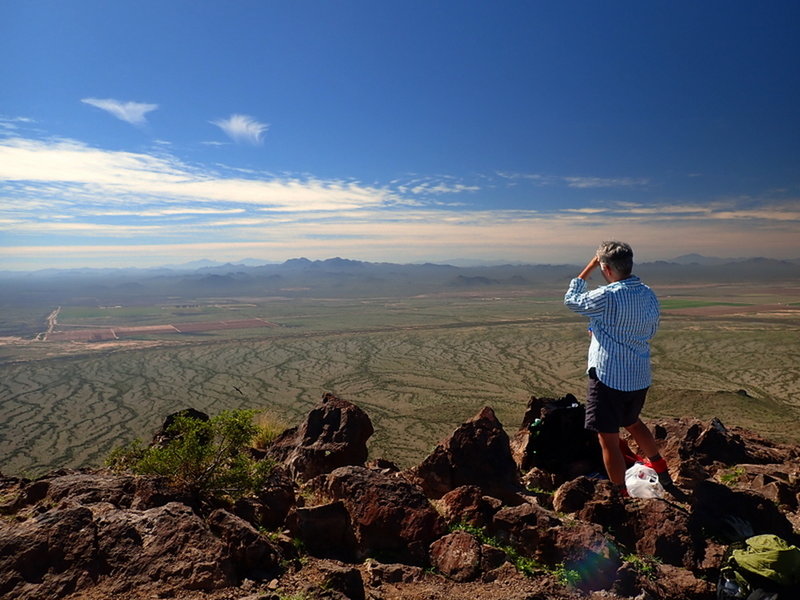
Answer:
[{"left": 596, "top": 240, "right": 633, "bottom": 277}]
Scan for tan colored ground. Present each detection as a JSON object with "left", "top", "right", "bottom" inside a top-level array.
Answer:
[{"left": 1, "top": 285, "right": 798, "bottom": 477}]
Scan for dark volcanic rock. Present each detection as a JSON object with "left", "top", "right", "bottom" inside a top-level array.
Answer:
[
  {"left": 437, "top": 485, "right": 504, "bottom": 528},
  {"left": 690, "top": 480, "right": 799, "bottom": 544},
  {"left": 0, "top": 468, "right": 286, "bottom": 600},
  {"left": 207, "top": 509, "right": 282, "bottom": 581},
  {"left": 319, "top": 561, "right": 366, "bottom": 600},
  {"left": 0, "top": 501, "right": 236, "bottom": 599},
  {"left": 429, "top": 531, "right": 482, "bottom": 582},
  {"left": 365, "top": 561, "right": 426, "bottom": 585},
  {"left": 552, "top": 476, "right": 598, "bottom": 514},
  {"left": 625, "top": 500, "right": 702, "bottom": 570},
  {"left": 268, "top": 393, "right": 374, "bottom": 482},
  {"left": 93, "top": 502, "right": 235, "bottom": 591},
  {"left": 410, "top": 406, "right": 521, "bottom": 500},
  {"left": 6, "top": 400, "right": 800, "bottom": 600},
  {"left": 490, "top": 501, "right": 619, "bottom": 590},
  {"left": 151, "top": 407, "right": 210, "bottom": 447},
  {"left": 321, "top": 465, "right": 447, "bottom": 566},
  {"left": 0, "top": 505, "right": 99, "bottom": 599},
  {"left": 286, "top": 501, "right": 358, "bottom": 560}
]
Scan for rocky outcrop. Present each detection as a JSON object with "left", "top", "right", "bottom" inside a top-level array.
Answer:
[
  {"left": 409, "top": 406, "right": 521, "bottom": 501},
  {"left": 0, "top": 483, "right": 284, "bottom": 600},
  {"left": 268, "top": 392, "right": 374, "bottom": 482},
  {"left": 303, "top": 465, "right": 448, "bottom": 566},
  {"left": 2, "top": 395, "right": 800, "bottom": 600}
]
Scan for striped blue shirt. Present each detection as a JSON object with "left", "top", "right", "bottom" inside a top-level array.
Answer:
[{"left": 564, "top": 275, "right": 659, "bottom": 391}]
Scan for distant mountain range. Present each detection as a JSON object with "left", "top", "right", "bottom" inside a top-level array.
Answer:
[
  {"left": 1, "top": 255, "right": 798, "bottom": 310},
  {"left": 165, "top": 254, "right": 800, "bottom": 270}
]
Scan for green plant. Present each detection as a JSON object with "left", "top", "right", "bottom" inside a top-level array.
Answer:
[
  {"left": 554, "top": 563, "right": 582, "bottom": 586},
  {"left": 525, "top": 484, "right": 555, "bottom": 495},
  {"left": 105, "top": 409, "right": 274, "bottom": 500},
  {"left": 450, "top": 522, "right": 545, "bottom": 577},
  {"left": 105, "top": 438, "right": 147, "bottom": 471},
  {"left": 275, "top": 593, "right": 312, "bottom": 600},
  {"left": 622, "top": 553, "right": 662, "bottom": 580},
  {"left": 719, "top": 466, "right": 746, "bottom": 487}
]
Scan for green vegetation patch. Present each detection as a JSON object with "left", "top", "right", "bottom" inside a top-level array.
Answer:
[
  {"left": 659, "top": 299, "right": 750, "bottom": 310},
  {"left": 106, "top": 408, "right": 275, "bottom": 501}
]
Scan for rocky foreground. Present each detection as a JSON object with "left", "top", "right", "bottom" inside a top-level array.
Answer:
[{"left": 2, "top": 393, "right": 800, "bottom": 600}]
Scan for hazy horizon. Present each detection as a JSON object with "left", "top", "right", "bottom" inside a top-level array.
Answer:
[{"left": 2, "top": 252, "right": 799, "bottom": 274}]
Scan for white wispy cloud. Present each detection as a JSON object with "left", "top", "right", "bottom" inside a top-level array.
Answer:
[
  {"left": 81, "top": 98, "right": 159, "bottom": 126},
  {"left": 1, "top": 136, "right": 798, "bottom": 268},
  {"left": 562, "top": 175, "right": 649, "bottom": 188},
  {"left": 497, "top": 171, "right": 649, "bottom": 189},
  {"left": 93, "top": 207, "right": 247, "bottom": 217},
  {"left": 0, "top": 137, "right": 393, "bottom": 212},
  {"left": 0, "top": 116, "right": 36, "bottom": 132},
  {"left": 211, "top": 114, "right": 269, "bottom": 145}
]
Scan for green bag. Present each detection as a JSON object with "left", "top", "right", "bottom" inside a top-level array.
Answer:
[{"left": 719, "top": 534, "right": 800, "bottom": 599}]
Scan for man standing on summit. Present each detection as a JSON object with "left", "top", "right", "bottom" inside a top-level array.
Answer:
[{"left": 564, "top": 241, "right": 672, "bottom": 496}]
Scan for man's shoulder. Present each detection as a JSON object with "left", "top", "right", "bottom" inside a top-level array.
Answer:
[{"left": 615, "top": 275, "right": 653, "bottom": 291}]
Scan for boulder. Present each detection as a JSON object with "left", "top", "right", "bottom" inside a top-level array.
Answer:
[
  {"left": 624, "top": 500, "right": 702, "bottom": 570},
  {"left": 318, "top": 561, "right": 366, "bottom": 600},
  {"left": 256, "top": 465, "right": 296, "bottom": 528},
  {"left": 0, "top": 505, "right": 99, "bottom": 600},
  {"left": 436, "top": 485, "right": 503, "bottom": 528},
  {"left": 639, "top": 563, "right": 716, "bottom": 600},
  {"left": 429, "top": 531, "right": 482, "bottom": 582},
  {"left": 151, "top": 408, "right": 210, "bottom": 447},
  {"left": 0, "top": 487, "right": 287, "bottom": 600},
  {"left": 489, "top": 502, "right": 559, "bottom": 561},
  {"left": 365, "top": 561, "right": 426, "bottom": 586},
  {"left": 92, "top": 502, "right": 236, "bottom": 591},
  {"left": 268, "top": 393, "right": 374, "bottom": 482},
  {"left": 321, "top": 465, "right": 447, "bottom": 566},
  {"left": 410, "top": 406, "right": 520, "bottom": 500},
  {"left": 207, "top": 509, "right": 281, "bottom": 581},
  {"left": 649, "top": 417, "right": 797, "bottom": 475},
  {"left": 552, "top": 476, "right": 597, "bottom": 514},
  {"left": 0, "top": 501, "right": 235, "bottom": 599},
  {"left": 690, "top": 480, "right": 799, "bottom": 544},
  {"left": 490, "top": 499, "right": 620, "bottom": 590},
  {"left": 286, "top": 501, "right": 358, "bottom": 560}
]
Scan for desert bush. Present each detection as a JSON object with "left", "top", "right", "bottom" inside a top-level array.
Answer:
[{"left": 106, "top": 408, "right": 274, "bottom": 500}]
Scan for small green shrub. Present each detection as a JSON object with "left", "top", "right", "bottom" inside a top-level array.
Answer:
[
  {"left": 622, "top": 553, "right": 661, "bottom": 580},
  {"left": 105, "top": 409, "right": 274, "bottom": 500},
  {"left": 554, "top": 563, "right": 582, "bottom": 586},
  {"left": 719, "top": 466, "right": 746, "bottom": 487}
]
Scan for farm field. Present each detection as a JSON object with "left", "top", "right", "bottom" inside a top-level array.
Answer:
[{"left": 1, "top": 282, "right": 799, "bottom": 476}]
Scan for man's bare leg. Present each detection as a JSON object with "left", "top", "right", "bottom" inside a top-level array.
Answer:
[
  {"left": 597, "top": 431, "right": 627, "bottom": 491},
  {"left": 624, "top": 419, "right": 659, "bottom": 458}
]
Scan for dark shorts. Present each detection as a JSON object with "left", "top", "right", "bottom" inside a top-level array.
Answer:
[{"left": 585, "top": 368, "right": 648, "bottom": 434}]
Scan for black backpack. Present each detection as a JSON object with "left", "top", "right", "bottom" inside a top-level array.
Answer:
[{"left": 525, "top": 394, "right": 602, "bottom": 475}]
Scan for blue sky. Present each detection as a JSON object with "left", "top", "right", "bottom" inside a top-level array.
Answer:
[{"left": 1, "top": 1, "right": 799, "bottom": 269}]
